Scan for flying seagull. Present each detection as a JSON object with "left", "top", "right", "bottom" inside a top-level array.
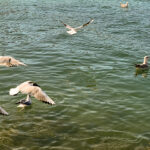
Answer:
[
  {"left": 135, "top": 56, "right": 149, "bottom": 69},
  {"left": 61, "top": 19, "right": 94, "bottom": 35},
  {"left": 0, "top": 56, "right": 26, "bottom": 67},
  {"left": 120, "top": 2, "right": 128, "bottom": 8},
  {"left": 0, "top": 106, "right": 9, "bottom": 116},
  {"left": 9, "top": 81, "right": 55, "bottom": 108}
]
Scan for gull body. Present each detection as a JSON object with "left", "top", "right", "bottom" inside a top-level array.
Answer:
[
  {"left": 61, "top": 19, "right": 94, "bottom": 35},
  {"left": 120, "top": 2, "right": 128, "bottom": 8},
  {"left": 9, "top": 81, "right": 55, "bottom": 108},
  {"left": 0, "top": 56, "right": 26, "bottom": 67},
  {"left": 135, "top": 56, "right": 149, "bottom": 69}
]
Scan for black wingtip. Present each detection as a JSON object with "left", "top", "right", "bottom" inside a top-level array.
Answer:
[
  {"left": 33, "top": 83, "right": 40, "bottom": 87},
  {"left": 60, "top": 20, "right": 67, "bottom": 27},
  {"left": 42, "top": 101, "right": 54, "bottom": 105},
  {"left": 42, "top": 101, "right": 51, "bottom": 104}
]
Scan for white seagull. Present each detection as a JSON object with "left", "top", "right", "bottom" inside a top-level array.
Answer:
[
  {"left": 120, "top": 2, "right": 128, "bottom": 8},
  {"left": 135, "top": 56, "right": 149, "bottom": 69},
  {"left": 0, "top": 56, "right": 26, "bottom": 67},
  {"left": 61, "top": 19, "right": 94, "bottom": 35},
  {"left": 9, "top": 81, "right": 55, "bottom": 108}
]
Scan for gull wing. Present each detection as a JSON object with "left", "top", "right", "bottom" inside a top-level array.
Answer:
[
  {"left": 75, "top": 19, "right": 94, "bottom": 30},
  {"left": 0, "top": 106, "right": 9, "bottom": 115},
  {"left": 135, "top": 64, "right": 148, "bottom": 68},
  {"left": 17, "top": 81, "right": 55, "bottom": 105},
  {"left": 32, "top": 87, "right": 55, "bottom": 105},
  {"left": 10, "top": 57, "right": 26, "bottom": 66},
  {"left": 60, "top": 21, "right": 74, "bottom": 30}
]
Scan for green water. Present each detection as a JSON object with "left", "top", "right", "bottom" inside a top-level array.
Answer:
[{"left": 0, "top": 0, "right": 150, "bottom": 149}]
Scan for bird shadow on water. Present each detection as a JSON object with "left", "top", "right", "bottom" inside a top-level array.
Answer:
[
  {"left": 54, "top": 32, "right": 71, "bottom": 40},
  {"left": 135, "top": 68, "right": 149, "bottom": 78},
  {"left": 16, "top": 105, "right": 33, "bottom": 114}
]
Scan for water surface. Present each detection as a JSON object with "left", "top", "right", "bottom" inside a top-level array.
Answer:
[{"left": 0, "top": 0, "right": 150, "bottom": 149}]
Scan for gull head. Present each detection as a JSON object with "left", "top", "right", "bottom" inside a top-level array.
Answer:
[
  {"left": 144, "top": 56, "right": 149, "bottom": 59},
  {"left": 143, "top": 56, "right": 149, "bottom": 64}
]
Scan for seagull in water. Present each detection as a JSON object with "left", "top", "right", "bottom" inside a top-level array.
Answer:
[
  {"left": 61, "top": 19, "right": 94, "bottom": 35},
  {"left": 0, "top": 56, "right": 26, "bottom": 67},
  {"left": 120, "top": 2, "right": 128, "bottom": 8},
  {"left": 135, "top": 56, "right": 149, "bottom": 69},
  {"left": 9, "top": 81, "right": 55, "bottom": 108},
  {"left": 0, "top": 106, "right": 9, "bottom": 115}
]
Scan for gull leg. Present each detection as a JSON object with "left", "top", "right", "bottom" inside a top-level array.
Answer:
[{"left": 26, "top": 94, "right": 30, "bottom": 101}]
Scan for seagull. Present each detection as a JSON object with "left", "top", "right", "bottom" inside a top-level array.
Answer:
[
  {"left": 0, "top": 106, "right": 9, "bottom": 115},
  {"left": 61, "top": 19, "right": 94, "bottom": 35},
  {"left": 0, "top": 56, "right": 26, "bottom": 67},
  {"left": 9, "top": 81, "right": 55, "bottom": 108},
  {"left": 135, "top": 56, "right": 149, "bottom": 69},
  {"left": 120, "top": 2, "right": 128, "bottom": 8}
]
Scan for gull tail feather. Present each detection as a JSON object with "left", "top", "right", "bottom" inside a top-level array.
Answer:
[{"left": 9, "top": 87, "right": 19, "bottom": 96}]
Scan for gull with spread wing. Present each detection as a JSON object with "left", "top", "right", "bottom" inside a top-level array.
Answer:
[
  {"left": 9, "top": 81, "right": 55, "bottom": 108},
  {"left": 61, "top": 19, "right": 94, "bottom": 35}
]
